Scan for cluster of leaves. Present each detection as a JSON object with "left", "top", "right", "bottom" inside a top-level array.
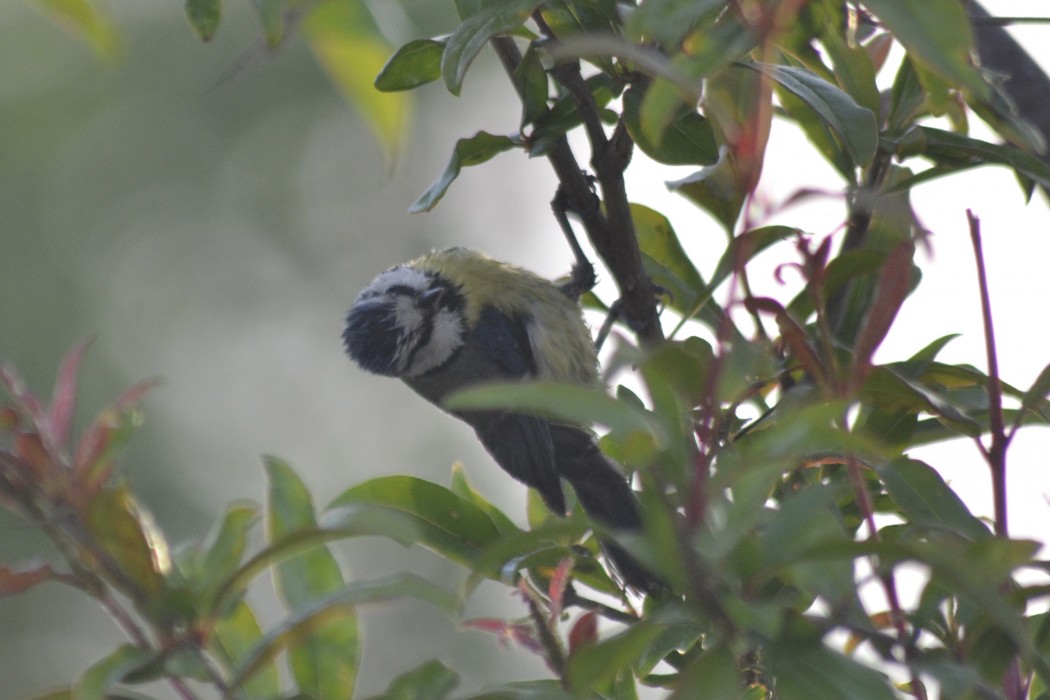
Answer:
[{"left": 14, "top": 0, "right": 1050, "bottom": 699}]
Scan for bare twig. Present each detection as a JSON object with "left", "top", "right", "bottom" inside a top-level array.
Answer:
[{"left": 966, "top": 210, "right": 1009, "bottom": 537}]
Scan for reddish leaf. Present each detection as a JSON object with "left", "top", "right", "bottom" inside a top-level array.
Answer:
[
  {"left": 50, "top": 339, "right": 93, "bottom": 452},
  {"left": 462, "top": 618, "right": 544, "bottom": 655},
  {"left": 548, "top": 558, "right": 574, "bottom": 623},
  {"left": 852, "top": 242, "right": 915, "bottom": 386},
  {"left": 14, "top": 431, "right": 54, "bottom": 482},
  {"left": 746, "top": 296, "right": 827, "bottom": 384},
  {"left": 0, "top": 407, "right": 18, "bottom": 431},
  {"left": 568, "top": 611, "right": 598, "bottom": 655},
  {"left": 0, "top": 561, "right": 56, "bottom": 596},
  {"left": 74, "top": 379, "right": 158, "bottom": 490},
  {"left": 0, "top": 363, "right": 48, "bottom": 433}
]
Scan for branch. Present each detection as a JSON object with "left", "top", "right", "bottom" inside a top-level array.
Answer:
[{"left": 489, "top": 36, "right": 663, "bottom": 346}]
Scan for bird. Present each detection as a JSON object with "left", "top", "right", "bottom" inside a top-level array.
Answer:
[{"left": 342, "top": 247, "right": 656, "bottom": 591}]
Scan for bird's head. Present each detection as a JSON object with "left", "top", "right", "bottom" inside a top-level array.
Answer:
[{"left": 343, "top": 264, "right": 466, "bottom": 378}]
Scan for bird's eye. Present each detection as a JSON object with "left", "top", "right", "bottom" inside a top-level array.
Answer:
[{"left": 419, "top": 285, "right": 445, "bottom": 308}]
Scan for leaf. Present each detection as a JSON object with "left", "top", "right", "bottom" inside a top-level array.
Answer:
[
  {"left": 184, "top": 0, "right": 221, "bottom": 40},
  {"left": 302, "top": 2, "right": 408, "bottom": 155},
  {"left": 229, "top": 575, "right": 456, "bottom": 694},
  {"left": 49, "top": 339, "right": 92, "bottom": 452},
  {"left": 874, "top": 458, "right": 991, "bottom": 541},
  {"left": 670, "top": 644, "right": 746, "bottom": 700},
  {"left": 410, "top": 131, "right": 519, "bottom": 212},
  {"left": 897, "top": 126, "right": 1050, "bottom": 196},
  {"left": 73, "top": 378, "right": 158, "bottom": 492},
  {"left": 197, "top": 503, "right": 260, "bottom": 602},
  {"left": 566, "top": 612, "right": 688, "bottom": 693},
  {"left": 765, "top": 636, "right": 896, "bottom": 700},
  {"left": 0, "top": 561, "right": 56, "bottom": 596},
  {"left": 851, "top": 241, "right": 916, "bottom": 383},
  {"left": 666, "top": 151, "right": 746, "bottom": 231},
  {"left": 630, "top": 203, "right": 706, "bottom": 312},
  {"left": 366, "top": 660, "right": 460, "bottom": 700},
  {"left": 250, "top": 0, "right": 284, "bottom": 46},
  {"left": 375, "top": 39, "right": 446, "bottom": 92},
  {"left": 623, "top": 87, "right": 717, "bottom": 166},
  {"left": 567, "top": 611, "right": 598, "bottom": 655},
  {"left": 266, "top": 457, "right": 358, "bottom": 700},
  {"left": 514, "top": 44, "right": 549, "bottom": 129},
  {"left": 325, "top": 475, "right": 504, "bottom": 567},
  {"left": 1013, "top": 360, "right": 1050, "bottom": 432},
  {"left": 34, "top": 0, "right": 119, "bottom": 55},
  {"left": 461, "top": 680, "right": 573, "bottom": 699},
  {"left": 745, "top": 62, "right": 877, "bottom": 167},
  {"left": 444, "top": 382, "right": 659, "bottom": 439},
  {"left": 449, "top": 463, "right": 521, "bottom": 536},
  {"left": 209, "top": 601, "right": 281, "bottom": 700},
  {"left": 862, "top": 0, "right": 988, "bottom": 99},
  {"left": 84, "top": 486, "right": 171, "bottom": 604},
  {"left": 73, "top": 644, "right": 155, "bottom": 700},
  {"left": 441, "top": 0, "right": 543, "bottom": 95}
]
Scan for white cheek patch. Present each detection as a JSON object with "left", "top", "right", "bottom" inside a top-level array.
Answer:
[
  {"left": 391, "top": 295, "right": 426, "bottom": 372},
  {"left": 405, "top": 307, "right": 464, "bottom": 377}
]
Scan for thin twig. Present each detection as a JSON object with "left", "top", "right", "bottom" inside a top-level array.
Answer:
[{"left": 966, "top": 210, "right": 1009, "bottom": 537}]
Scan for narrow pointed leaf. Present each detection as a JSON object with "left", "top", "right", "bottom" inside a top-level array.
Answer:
[
  {"left": 441, "top": 0, "right": 542, "bottom": 95},
  {"left": 251, "top": 0, "right": 284, "bottom": 47},
  {"left": 34, "top": 0, "right": 119, "bottom": 55},
  {"left": 411, "top": 132, "right": 518, "bottom": 212},
  {"left": 230, "top": 575, "right": 456, "bottom": 693},
  {"left": 325, "top": 475, "right": 504, "bottom": 566},
  {"left": 366, "top": 659, "right": 460, "bottom": 700},
  {"left": 184, "top": 0, "right": 221, "bottom": 41},
  {"left": 73, "top": 644, "right": 155, "bottom": 700},
  {"left": 50, "top": 339, "right": 92, "bottom": 452},
  {"left": 375, "top": 39, "right": 446, "bottom": 92},
  {"left": 266, "top": 456, "right": 357, "bottom": 700},
  {"left": 210, "top": 601, "right": 280, "bottom": 700},
  {"left": 745, "top": 62, "right": 877, "bottom": 167},
  {"left": 874, "top": 458, "right": 991, "bottom": 541}
]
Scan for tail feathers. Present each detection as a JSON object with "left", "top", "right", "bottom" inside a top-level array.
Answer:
[{"left": 551, "top": 426, "right": 661, "bottom": 592}]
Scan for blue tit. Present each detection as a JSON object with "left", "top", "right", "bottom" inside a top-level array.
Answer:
[{"left": 343, "top": 247, "right": 655, "bottom": 591}]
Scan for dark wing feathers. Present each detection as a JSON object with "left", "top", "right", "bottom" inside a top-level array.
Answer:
[{"left": 405, "top": 306, "right": 566, "bottom": 514}]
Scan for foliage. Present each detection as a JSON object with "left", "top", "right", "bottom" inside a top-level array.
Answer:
[{"left": 9, "top": 0, "right": 1050, "bottom": 699}]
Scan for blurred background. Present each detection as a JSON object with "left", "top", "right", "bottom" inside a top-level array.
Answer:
[{"left": 1, "top": 0, "right": 1047, "bottom": 697}]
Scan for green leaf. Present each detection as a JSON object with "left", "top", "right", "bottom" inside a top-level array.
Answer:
[
  {"left": 514, "top": 44, "right": 549, "bottom": 128},
  {"left": 250, "top": 0, "right": 284, "bottom": 47},
  {"left": 631, "top": 203, "right": 705, "bottom": 311},
  {"left": 73, "top": 644, "right": 155, "bottom": 700},
  {"left": 366, "top": 659, "right": 460, "bottom": 700},
  {"left": 666, "top": 152, "right": 746, "bottom": 231},
  {"left": 198, "top": 503, "right": 260, "bottom": 600},
  {"left": 449, "top": 463, "right": 521, "bottom": 536},
  {"left": 862, "top": 0, "right": 988, "bottom": 99},
  {"left": 85, "top": 486, "right": 171, "bottom": 604},
  {"left": 184, "top": 0, "right": 221, "bottom": 41},
  {"left": 894, "top": 126, "right": 1050, "bottom": 196},
  {"left": 623, "top": 87, "right": 717, "bottom": 166},
  {"left": 765, "top": 636, "right": 896, "bottom": 700},
  {"left": 266, "top": 457, "right": 358, "bottom": 700},
  {"left": 874, "top": 458, "right": 991, "bottom": 541},
  {"left": 410, "top": 132, "right": 519, "bottom": 212},
  {"left": 375, "top": 39, "right": 446, "bottom": 92},
  {"left": 670, "top": 644, "right": 746, "bottom": 700},
  {"left": 210, "top": 601, "right": 280, "bottom": 700},
  {"left": 302, "top": 1, "right": 408, "bottom": 155},
  {"left": 745, "top": 62, "right": 877, "bottom": 167},
  {"left": 462, "top": 680, "right": 573, "bottom": 699},
  {"left": 325, "top": 475, "right": 504, "bottom": 567},
  {"left": 1015, "top": 360, "right": 1050, "bottom": 429},
  {"left": 444, "top": 382, "right": 660, "bottom": 439},
  {"left": 35, "top": 0, "right": 120, "bottom": 54},
  {"left": 442, "top": 0, "right": 544, "bottom": 95},
  {"left": 229, "top": 575, "right": 456, "bottom": 694}
]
